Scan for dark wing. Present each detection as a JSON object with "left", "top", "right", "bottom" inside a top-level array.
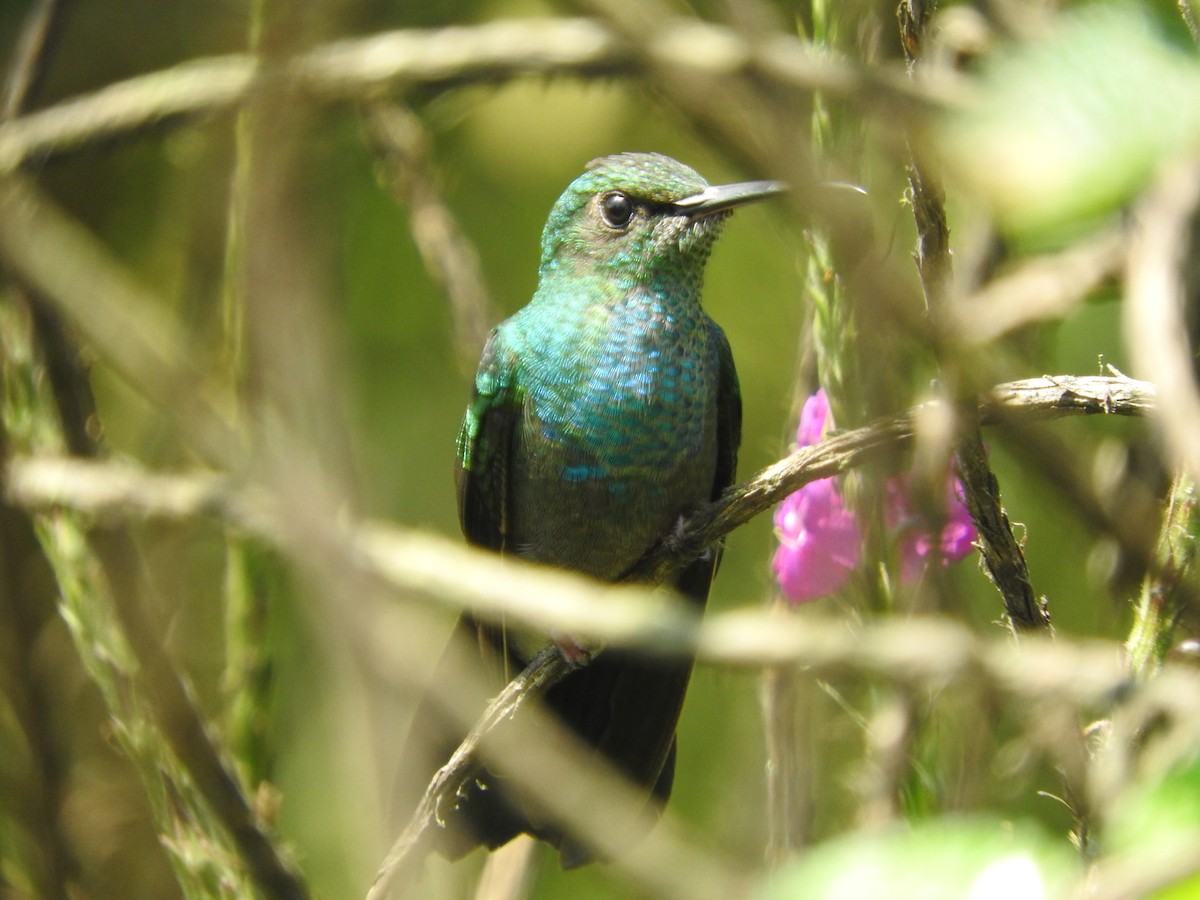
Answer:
[
  {"left": 712, "top": 323, "right": 743, "bottom": 504},
  {"left": 673, "top": 321, "right": 742, "bottom": 603},
  {"left": 455, "top": 332, "right": 519, "bottom": 554},
  {"left": 453, "top": 332, "right": 527, "bottom": 679}
]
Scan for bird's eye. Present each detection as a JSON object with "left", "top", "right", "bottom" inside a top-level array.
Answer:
[{"left": 599, "top": 192, "right": 635, "bottom": 229}]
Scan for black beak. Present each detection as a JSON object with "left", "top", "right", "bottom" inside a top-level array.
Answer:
[{"left": 673, "top": 179, "right": 787, "bottom": 218}]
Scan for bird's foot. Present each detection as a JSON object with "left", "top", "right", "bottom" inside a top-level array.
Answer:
[
  {"left": 552, "top": 634, "right": 592, "bottom": 666},
  {"left": 664, "top": 512, "right": 704, "bottom": 559}
]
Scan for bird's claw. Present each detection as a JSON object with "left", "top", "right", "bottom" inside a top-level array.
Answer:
[{"left": 552, "top": 634, "right": 592, "bottom": 666}]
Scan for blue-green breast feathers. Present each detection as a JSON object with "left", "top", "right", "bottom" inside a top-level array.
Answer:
[
  {"left": 458, "top": 294, "right": 732, "bottom": 579},
  {"left": 455, "top": 152, "right": 742, "bottom": 580}
]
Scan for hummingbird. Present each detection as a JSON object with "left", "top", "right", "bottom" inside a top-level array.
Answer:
[{"left": 403, "top": 152, "right": 782, "bottom": 866}]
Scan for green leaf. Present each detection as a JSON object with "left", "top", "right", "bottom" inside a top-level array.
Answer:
[
  {"left": 1107, "top": 752, "right": 1200, "bottom": 855},
  {"left": 938, "top": 3, "right": 1200, "bottom": 239},
  {"left": 757, "top": 817, "right": 1076, "bottom": 900}
]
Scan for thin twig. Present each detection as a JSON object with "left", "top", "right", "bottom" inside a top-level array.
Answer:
[
  {"left": 369, "top": 616, "right": 1200, "bottom": 899},
  {"left": 948, "top": 224, "right": 1126, "bottom": 347},
  {"left": 1, "top": 0, "right": 97, "bottom": 459},
  {"left": 15, "top": 437, "right": 1196, "bottom": 702},
  {"left": 1178, "top": 0, "right": 1200, "bottom": 46},
  {"left": 899, "top": 0, "right": 1048, "bottom": 632},
  {"left": 389, "top": 620, "right": 1200, "bottom": 900},
  {"left": 88, "top": 526, "right": 309, "bottom": 900},
  {"left": 0, "top": 167, "right": 306, "bottom": 900},
  {"left": 1123, "top": 156, "right": 1200, "bottom": 672},
  {"left": 0, "top": 175, "right": 241, "bottom": 465},
  {"left": 368, "top": 646, "right": 576, "bottom": 899},
  {"left": 1, "top": 0, "right": 72, "bottom": 120},
  {"left": 761, "top": 650, "right": 807, "bottom": 863},
  {"left": 0, "top": 3, "right": 81, "bottom": 897},
  {"left": 1125, "top": 156, "right": 1200, "bottom": 489},
  {"left": 363, "top": 101, "right": 493, "bottom": 371},
  {"left": 16, "top": 436, "right": 1200, "bottom": 900},
  {"left": 955, "top": 422, "right": 1048, "bottom": 629},
  {"left": 5, "top": 379, "right": 1153, "bottom": 545},
  {"left": 217, "top": 0, "right": 275, "bottom": 796}
]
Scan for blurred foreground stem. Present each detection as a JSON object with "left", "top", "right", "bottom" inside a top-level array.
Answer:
[
  {"left": 0, "top": 296, "right": 258, "bottom": 897},
  {"left": 223, "top": 539, "right": 281, "bottom": 793},
  {"left": 0, "top": 174, "right": 306, "bottom": 896},
  {"left": 219, "top": 0, "right": 278, "bottom": 798},
  {"left": 1127, "top": 472, "right": 1200, "bottom": 677}
]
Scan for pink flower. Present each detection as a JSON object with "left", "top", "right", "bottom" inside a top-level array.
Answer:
[
  {"left": 886, "top": 477, "right": 979, "bottom": 584},
  {"left": 772, "top": 476, "right": 862, "bottom": 603},
  {"left": 772, "top": 390, "right": 978, "bottom": 605}
]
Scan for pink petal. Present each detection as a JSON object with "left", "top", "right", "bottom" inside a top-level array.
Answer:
[
  {"left": 772, "top": 477, "right": 861, "bottom": 604},
  {"left": 796, "top": 388, "right": 833, "bottom": 447},
  {"left": 885, "top": 475, "right": 978, "bottom": 583}
]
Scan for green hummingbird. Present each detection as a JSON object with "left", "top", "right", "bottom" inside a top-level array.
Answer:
[{"left": 404, "top": 152, "right": 782, "bottom": 866}]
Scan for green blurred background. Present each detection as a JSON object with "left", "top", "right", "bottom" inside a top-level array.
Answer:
[{"left": 0, "top": 1, "right": 1147, "bottom": 897}]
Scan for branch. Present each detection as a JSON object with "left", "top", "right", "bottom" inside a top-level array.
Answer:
[
  {"left": 1125, "top": 156, "right": 1200, "bottom": 486},
  {"left": 0, "top": 4, "right": 82, "bottom": 898},
  {"left": 7, "top": 374, "right": 1155, "bottom": 647},
  {"left": 0, "top": 175, "right": 240, "bottom": 466},
  {"left": 629, "top": 374, "right": 1155, "bottom": 585},
  {"left": 88, "top": 526, "right": 310, "bottom": 900},
  {"left": 1, "top": 0, "right": 71, "bottom": 120},
  {"left": 955, "top": 422, "right": 1048, "bottom": 629},
  {"left": 948, "top": 224, "right": 1126, "bottom": 348},
  {"left": 371, "top": 607, "right": 1200, "bottom": 899},
  {"left": 2, "top": 155, "right": 1156, "bottom": 656},
  {"left": 362, "top": 101, "right": 494, "bottom": 371},
  {"left": 2, "top": 372, "right": 1177, "bottom": 898},
  {"left": 370, "top": 615, "right": 1200, "bottom": 899},
  {"left": 0, "top": 18, "right": 945, "bottom": 177},
  {"left": 367, "top": 646, "right": 576, "bottom": 899},
  {"left": 1, "top": 142, "right": 305, "bottom": 900}
]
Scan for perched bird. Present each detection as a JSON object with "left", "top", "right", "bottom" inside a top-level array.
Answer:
[{"left": 403, "top": 152, "right": 782, "bottom": 866}]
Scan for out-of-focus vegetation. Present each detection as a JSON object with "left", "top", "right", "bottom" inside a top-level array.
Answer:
[{"left": 2, "top": 1, "right": 1200, "bottom": 898}]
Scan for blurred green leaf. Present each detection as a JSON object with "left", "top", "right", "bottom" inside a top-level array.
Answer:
[
  {"left": 756, "top": 817, "right": 1076, "bottom": 900},
  {"left": 939, "top": 3, "right": 1200, "bottom": 239},
  {"left": 1107, "top": 752, "right": 1200, "bottom": 854}
]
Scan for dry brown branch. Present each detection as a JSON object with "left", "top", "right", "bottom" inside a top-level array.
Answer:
[
  {"left": 955, "top": 421, "right": 1048, "bottom": 629},
  {"left": 900, "top": 0, "right": 1048, "bottom": 633}
]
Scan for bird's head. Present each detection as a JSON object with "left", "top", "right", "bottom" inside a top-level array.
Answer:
[{"left": 537, "top": 152, "right": 783, "bottom": 288}]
